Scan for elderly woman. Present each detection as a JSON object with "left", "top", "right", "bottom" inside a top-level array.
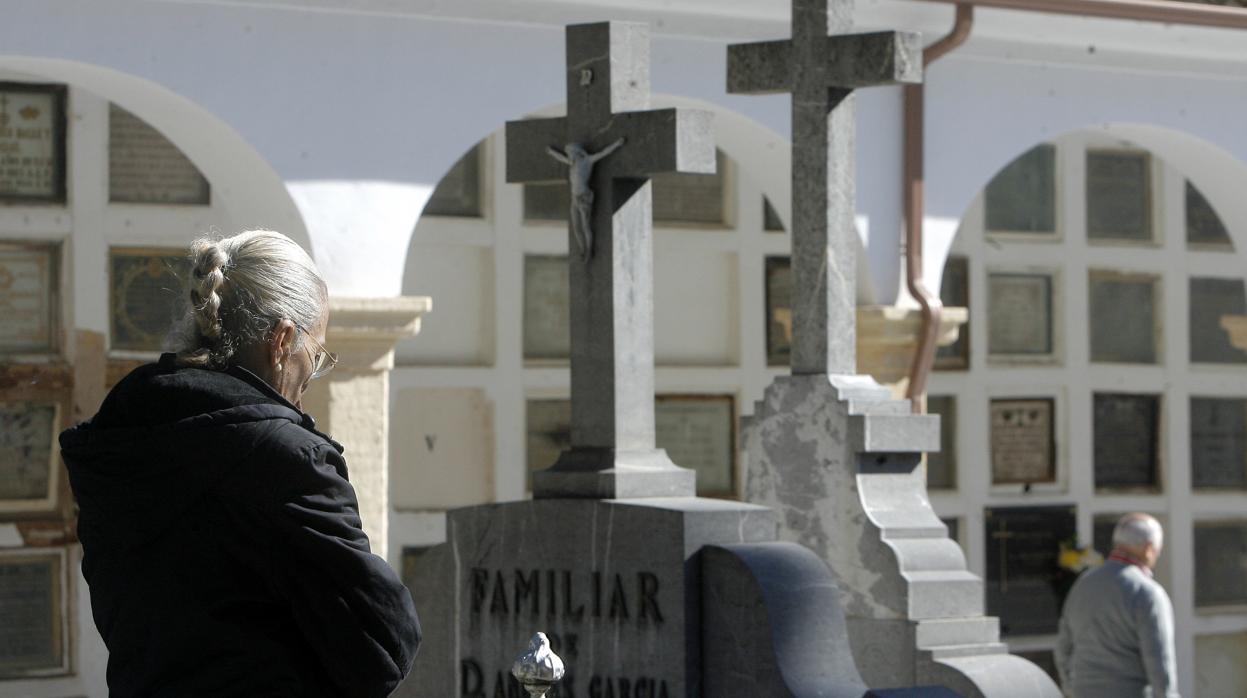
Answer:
[{"left": 60, "top": 230, "right": 420, "bottom": 697}]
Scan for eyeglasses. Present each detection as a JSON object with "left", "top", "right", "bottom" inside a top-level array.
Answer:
[{"left": 295, "top": 324, "right": 338, "bottom": 380}]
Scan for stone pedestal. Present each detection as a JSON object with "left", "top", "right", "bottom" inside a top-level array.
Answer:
[
  {"left": 857, "top": 306, "right": 967, "bottom": 399},
  {"left": 302, "top": 296, "right": 431, "bottom": 556},
  {"left": 744, "top": 374, "right": 1061, "bottom": 697}
]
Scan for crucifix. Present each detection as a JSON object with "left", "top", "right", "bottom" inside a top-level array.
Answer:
[
  {"left": 991, "top": 520, "right": 1016, "bottom": 594},
  {"left": 727, "top": 0, "right": 922, "bottom": 375},
  {"left": 506, "top": 22, "right": 714, "bottom": 499}
]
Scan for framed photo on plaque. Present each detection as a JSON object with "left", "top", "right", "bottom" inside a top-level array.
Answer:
[
  {"left": 0, "top": 401, "right": 61, "bottom": 514},
  {"left": 109, "top": 248, "right": 191, "bottom": 352},
  {"left": 0, "top": 82, "right": 67, "bottom": 204},
  {"left": 1086, "top": 149, "right": 1152, "bottom": 243},
  {"left": 990, "top": 398, "right": 1056, "bottom": 485},
  {"left": 0, "top": 242, "right": 59, "bottom": 355},
  {"left": 0, "top": 548, "right": 69, "bottom": 678},
  {"left": 656, "top": 394, "right": 736, "bottom": 498},
  {"left": 522, "top": 255, "right": 570, "bottom": 361},
  {"left": 987, "top": 271, "right": 1054, "bottom": 359},
  {"left": 765, "top": 256, "right": 792, "bottom": 367},
  {"left": 108, "top": 104, "right": 210, "bottom": 205}
]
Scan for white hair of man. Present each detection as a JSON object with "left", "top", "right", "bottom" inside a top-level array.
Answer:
[{"left": 1112, "top": 513, "right": 1164, "bottom": 553}]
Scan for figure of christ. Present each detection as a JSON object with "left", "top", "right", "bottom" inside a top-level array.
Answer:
[{"left": 546, "top": 138, "right": 625, "bottom": 261}]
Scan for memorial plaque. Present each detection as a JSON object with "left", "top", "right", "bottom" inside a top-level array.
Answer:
[
  {"left": 525, "top": 150, "right": 728, "bottom": 226},
  {"left": 1089, "top": 272, "right": 1158, "bottom": 364},
  {"left": 0, "top": 243, "right": 58, "bottom": 355},
  {"left": 108, "top": 104, "right": 210, "bottom": 205},
  {"left": 926, "top": 394, "right": 957, "bottom": 489},
  {"left": 1186, "top": 180, "right": 1232, "bottom": 248},
  {"left": 1086, "top": 150, "right": 1152, "bottom": 242},
  {"left": 764, "top": 256, "right": 792, "bottom": 366},
  {"left": 0, "top": 551, "right": 66, "bottom": 678},
  {"left": 109, "top": 248, "right": 190, "bottom": 352},
  {"left": 1195, "top": 632, "right": 1247, "bottom": 697},
  {"left": 526, "top": 398, "right": 571, "bottom": 482},
  {"left": 522, "top": 255, "right": 569, "bottom": 361},
  {"left": 985, "top": 505, "right": 1076, "bottom": 636},
  {"left": 935, "top": 256, "right": 969, "bottom": 370},
  {"left": 422, "top": 142, "right": 483, "bottom": 218},
  {"left": 987, "top": 272, "right": 1052, "bottom": 357},
  {"left": 655, "top": 395, "right": 735, "bottom": 497},
  {"left": 1093, "top": 393, "right": 1160, "bottom": 489},
  {"left": 1194, "top": 521, "right": 1247, "bottom": 608},
  {"left": 990, "top": 398, "right": 1056, "bottom": 485},
  {"left": 1189, "top": 277, "right": 1247, "bottom": 364},
  {"left": 0, "top": 83, "right": 66, "bottom": 203},
  {"left": 984, "top": 143, "right": 1056, "bottom": 235},
  {"left": 762, "top": 196, "right": 785, "bottom": 232},
  {"left": 1191, "top": 397, "right": 1247, "bottom": 489},
  {"left": 0, "top": 402, "right": 58, "bottom": 508}
]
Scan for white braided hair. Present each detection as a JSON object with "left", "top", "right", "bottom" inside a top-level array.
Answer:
[{"left": 167, "top": 230, "right": 327, "bottom": 368}]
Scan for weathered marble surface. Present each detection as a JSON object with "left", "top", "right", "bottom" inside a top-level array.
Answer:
[{"left": 744, "top": 373, "right": 1061, "bottom": 697}]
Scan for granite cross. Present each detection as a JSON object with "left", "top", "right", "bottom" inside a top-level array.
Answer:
[
  {"left": 728, "top": 0, "right": 922, "bottom": 375},
  {"left": 506, "top": 21, "right": 714, "bottom": 499}
]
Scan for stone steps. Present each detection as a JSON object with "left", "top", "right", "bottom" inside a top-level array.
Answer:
[
  {"left": 915, "top": 617, "right": 1000, "bottom": 649},
  {"left": 907, "top": 570, "right": 984, "bottom": 619}
]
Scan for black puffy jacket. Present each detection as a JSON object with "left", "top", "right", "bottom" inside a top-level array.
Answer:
[{"left": 60, "top": 353, "right": 421, "bottom": 697}]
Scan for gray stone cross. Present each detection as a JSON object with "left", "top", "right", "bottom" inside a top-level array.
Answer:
[
  {"left": 728, "top": 0, "right": 922, "bottom": 375},
  {"left": 506, "top": 21, "right": 714, "bottom": 499}
]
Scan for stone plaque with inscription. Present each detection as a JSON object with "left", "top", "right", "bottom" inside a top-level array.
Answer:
[
  {"left": 1093, "top": 393, "right": 1160, "bottom": 490},
  {"left": 985, "top": 506, "right": 1076, "bottom": 637},
  {"left": 987, "top": 272, "right": 1052, "bottom": 357},
  {"left": 0, "top": 402, "right": 57, "bottom": 507},
  {"left": 1089, "top": 273, "right": 1158, "bottom": 364},
  {"left": 0, "top": 83, "right": 66, "bottom": 203},
  {"left": 990, "top": 398, "right": 1055, "bottom": 485},
  {"left": 1194, "top": 521, "right": 1247, "bottom": 608},
  {"left": 423, "top": 143, "right": 483, "bottom": 218},
  {"left": 1187, "top": 181, "right": 1232, "bottom": 248},
  {"left": 1086, "top": 150, "right": 1151, "bottom": 242},
  {"left": 525, "top": 151, "right": 728, "bottom": 226},
  {"left": 109, "top": 104, "right": 210, "bottom": 205},
  {"left": 110, "top": 249, "right": 190, "bottom": 352},
  {"left": 935, "top": 256, "right": 969, "bottom": 369},
  {"left": 984, "top": 144, "right": 1056, "bottom": 235},
  {"left": 655, "top": 395, "right": 735, "bottom": 497},
  {"left": 0, "top": 244, "right": 58, "bottom": 355},
  {"left": 0, "top": 551, "right": 65, "bottom": 678},
  {"left": 926, "top": 395, "right": 957, "bottom": 489},
  {"left": 764, "top": 256, "right": 792, "bottom": 366},
  {"left": 523, "top": 255, "right": 570, "bottom": 361},
  {"left": 1191, "top": 397, "right": 1247, "bottom": 489},
  {"left": 1189, "top": 277, "right": 1247, "bottom": 364}
]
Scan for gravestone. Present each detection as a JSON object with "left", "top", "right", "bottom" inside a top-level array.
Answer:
[
  {"left": 984, "top": 144, "right": 1056, "bottom": 236},
  {"left": 1193, "top": 521, "right": 1247, "bottom": 608},
  {"left": 1189, "top": 277, "right": 1247, "bottom": 364},
  {"left": 1092, "top": 393, "right": 1160, "bottom": 489},
  {"left": 989, "top": 398, "right": 1055, "bottom": 485},
  {"left": 983, "top": 506, "right": 1075, "bottom": 637},
  {"left": 1089, "top": 272, "right": 1158, "bottom": 364},
  {"left": 986, "top": 273, "right": 1052, "bottom": 357},
  {"left": 730, "top": 0, "right": 1061, "bottom": 695},
  {"left": 1191, "top": 397, "right": 1247, "bottom": 489},
  {"left": 405, "top": 22, "right": 933, "bottom": 698}
]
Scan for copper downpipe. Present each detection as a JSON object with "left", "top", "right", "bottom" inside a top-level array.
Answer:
[
  {"left": 915, "top": 0, "right": 1247, "bottom": 31},
  {"left": 904, "top": 3, "right": 974, "bottom": 411}
]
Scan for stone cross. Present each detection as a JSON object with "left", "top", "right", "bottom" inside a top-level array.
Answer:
[
  {"left": 727, "top": 0, "right": 921, "bottom": 375},
  {"left": 507, "top": 22, "right": 714, "bottom": 499}
]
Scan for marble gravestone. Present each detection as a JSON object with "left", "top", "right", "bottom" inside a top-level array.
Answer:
[
  {"left": 729, "top": 0, "right": 1061, "bottom": 695},
  {"left": 404, "top": 22, "right": 946, "bottom": 698}
]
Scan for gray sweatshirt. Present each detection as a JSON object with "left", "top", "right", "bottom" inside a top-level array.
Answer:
[{"left": 1055, "top": 560, "right": 1179, "bottom": 698}]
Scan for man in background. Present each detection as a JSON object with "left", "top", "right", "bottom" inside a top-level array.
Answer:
[{"left": 1056, "top": 513, "right": 1178, "bottom": 697}]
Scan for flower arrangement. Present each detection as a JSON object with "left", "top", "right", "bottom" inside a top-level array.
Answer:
[{"left": 1058, "top": 541, "right": 1104, "bottom": 574}]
